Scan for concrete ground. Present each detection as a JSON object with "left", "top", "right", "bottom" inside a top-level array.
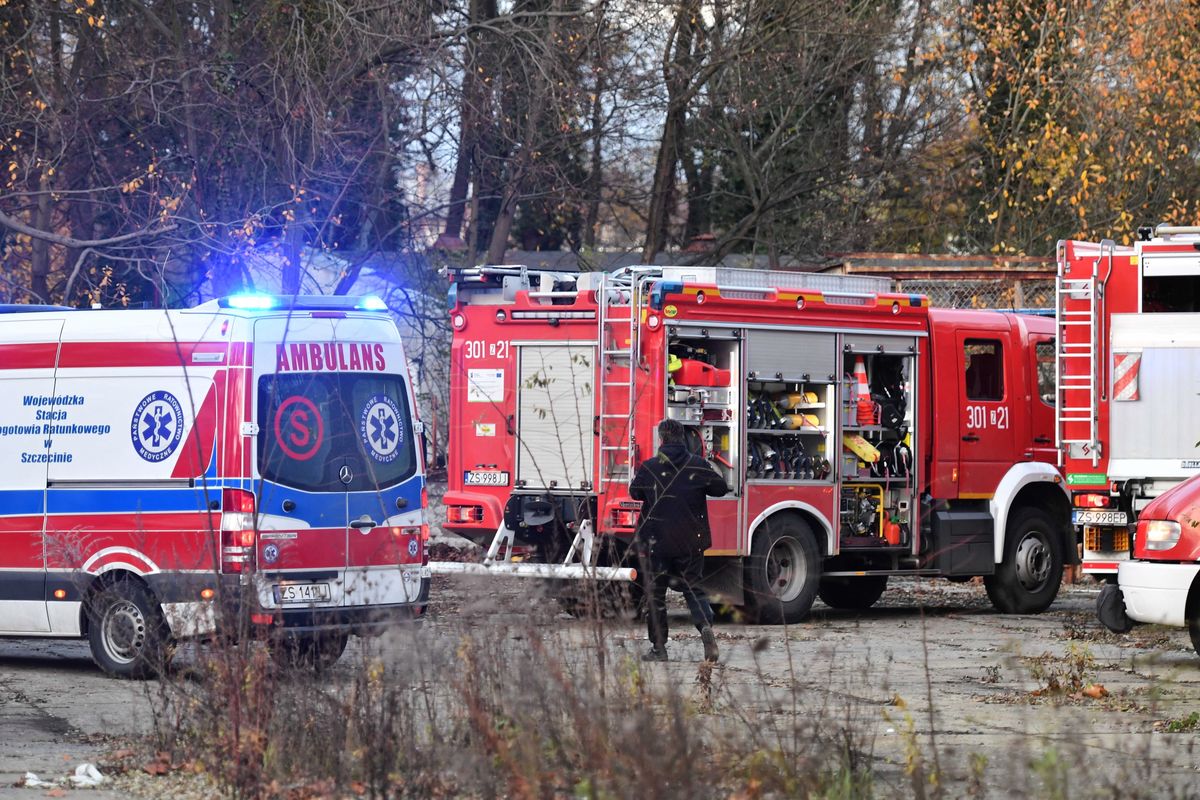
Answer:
[{"left": 1, "top": 576, "right": 1198, "bottom": 797}]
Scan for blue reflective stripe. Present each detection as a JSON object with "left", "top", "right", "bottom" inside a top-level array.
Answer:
[
  {"left": 46, "top": 488, "right": 216, "bottom": 514},
  {"left": 0, "top": 490, "right": 45, "bottom": 517},
  {"left": 347, "top": 475, "right": 424, "bottom": 520},
  {"left": 1, "top": 472, "right": 424, "bottom": 524}
]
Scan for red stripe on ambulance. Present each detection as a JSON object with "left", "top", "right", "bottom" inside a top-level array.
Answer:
[
  {"left": 0, "top": 343, "right": 58, "bottom": 370},
  {"left": 57, "top": 342, "right": 230, "bottom": 368}
]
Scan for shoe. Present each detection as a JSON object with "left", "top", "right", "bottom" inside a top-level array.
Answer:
[
  {"left": 642, "top": 646, "right": 668, "bottom": 662},
  {"left": 700, "top": 626, "right": 718, "bottom": 662}
]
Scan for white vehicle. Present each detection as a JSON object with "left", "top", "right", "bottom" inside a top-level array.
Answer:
[{"left": 0, "top": 295, "right": 429, "bottom": 677}]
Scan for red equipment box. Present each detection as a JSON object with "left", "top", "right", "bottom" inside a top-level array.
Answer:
[{"left": 673, "top": 358, "right": 731, "bottom": 386}]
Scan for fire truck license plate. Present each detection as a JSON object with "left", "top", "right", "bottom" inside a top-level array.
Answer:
[
  {"left": 274, "top": 583, "right": 331, "bottom": 604},
  {"left": 1073, "top": 510, "right": 1127, "bottom": 526},
  {"left": 464, "top": 470, "right": 510, "bottom": 486}
]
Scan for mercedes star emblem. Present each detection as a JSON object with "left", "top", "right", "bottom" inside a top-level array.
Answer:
[{"left": 338, "top": 464, "right": 353, "bottom": 484}]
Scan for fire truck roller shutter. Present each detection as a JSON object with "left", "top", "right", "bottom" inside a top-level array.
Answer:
[
  {"left": 745, "top": 330, "right": 835, "bottom": 381},
  {"left": 515, "top": 343, "right": 596, "bottom": 490}
]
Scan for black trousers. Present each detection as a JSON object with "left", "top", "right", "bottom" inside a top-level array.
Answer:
[{"left": 640, "top": 551, "right": 714, "bottom": 647}]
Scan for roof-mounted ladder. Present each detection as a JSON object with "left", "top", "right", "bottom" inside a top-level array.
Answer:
[
  {"left": 595, "top": 271, "right": 646, "bottom": 488},
  {"left": 1055, "top": 240, "right": 1113, "bottom": 468}
]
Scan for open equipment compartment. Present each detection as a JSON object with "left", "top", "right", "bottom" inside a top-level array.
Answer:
[
  {"left": 839, "top": 336, "right": 918, "bottom": 551},
  {"left": 665, "top": 326, "right": 740, "bottom": 489}
]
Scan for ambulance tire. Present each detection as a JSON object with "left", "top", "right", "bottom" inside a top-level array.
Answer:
[
  {"left": 1189, "top": 617, "right": 1200, "bottom": 658},
  {"left": 818, "top": 575, "right": 888, "bottom": 611},
  {"left": 985, "top": 508, "right": 1063, "bottom": 614},
  {"left": 743, "top": 516, "right": 820, "bottom": 624},
  {"left": 86, "top": 578, "right": 171, "bottom": 679},
  {"left": 268, "top": 632, "right": 349, "bottom": 671}
]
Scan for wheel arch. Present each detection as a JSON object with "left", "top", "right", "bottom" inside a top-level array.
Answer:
[
  {"left": 989, "top": 463, "right": 1071, "bottom": 564},
  {"left": 747, "top": 502, "right": 833, "bottom": 556},
  {"left": 1186, "top": 571, "right": 1200, "bottom": 625},
  {"left": 78, "top": 568, "right": 156, "bottom": 638}
]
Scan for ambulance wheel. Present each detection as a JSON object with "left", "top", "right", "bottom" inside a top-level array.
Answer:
[
  {"left": 86, "top": 579, "right": 170, "bottom": 679},
  {"left": 1189, "top": 617, "right": 1200, "bottom": 658},
  {"left": 744, "top": 515, "right": 819, "bottom": 624},
  {"left": 268, "top": 632, "right": 348, "bottom": 671},
  {"left": 985, "top": 508, "right": 1063, "bottom": 614},
  {"left": 818, "top": 575, "right": 888, "bottom": 610}
]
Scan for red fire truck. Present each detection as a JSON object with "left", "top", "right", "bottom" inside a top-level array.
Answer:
[
  {"left": 1056, "top": 226, "right": 1200, "bottom": 578},
  {"left": 440, "top": 265, "right": 1070, "bottom": 621}
]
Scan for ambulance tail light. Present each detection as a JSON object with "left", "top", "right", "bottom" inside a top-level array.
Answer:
[{"left": 221, "top": 489, "right": 257, "bottom": 574}]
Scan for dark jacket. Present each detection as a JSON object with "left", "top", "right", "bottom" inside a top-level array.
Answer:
[{"left": 629, "top": 443, "right": 728, "bottom": 557}]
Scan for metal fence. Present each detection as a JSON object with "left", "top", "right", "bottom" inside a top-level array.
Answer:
[{"left": 896, "top": 279, "right": 1054, "bottom": 310}]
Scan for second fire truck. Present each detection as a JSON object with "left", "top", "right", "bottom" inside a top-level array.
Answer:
[
  {"left": 442, "top": 265, "right": 1070, "bottom": 621},
  {"left": 1056, "top": 226, "right": 1200, "bottom": 578}
]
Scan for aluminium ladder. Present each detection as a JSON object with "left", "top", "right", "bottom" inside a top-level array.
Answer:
[{"left": 1055, "top": 240, "right": 1112, "bottom": 468}]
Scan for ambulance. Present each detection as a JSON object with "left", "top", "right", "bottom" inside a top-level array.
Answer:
[{"left": 0, "top": 295, "right": 430, "bottom": 677}]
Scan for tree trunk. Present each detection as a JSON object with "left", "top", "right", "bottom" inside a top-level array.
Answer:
[{"left": 583, "top": 24, "right": 606, "bottom": 250}]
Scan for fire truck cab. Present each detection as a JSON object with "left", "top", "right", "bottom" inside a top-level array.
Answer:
[
  {"left": 444, "top": 266, "right": 1070, "bottom": 621},
  {"left": 0, "top": 295, "right": 430, "bottom": 677}
]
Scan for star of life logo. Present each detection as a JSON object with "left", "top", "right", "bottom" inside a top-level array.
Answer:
[
  {"left": 131, "top": 391, "right": 185, "bottom": 463},
  {"left": 360, "top": 394, "right": 403, "bottom": 464}
]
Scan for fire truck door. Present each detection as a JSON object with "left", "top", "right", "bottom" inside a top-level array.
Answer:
[
  {"left": 1029, "top": 337, "right": 1057, "bottom": 464},
  {"left": 956, "top": 332, "right": 1013, "bottom": 496},
  {"left": 0, "top": 317, "right": 61, "bottom": 634},
  {"left": 515, "top": 343, "right": 596, "bottom": 490}
]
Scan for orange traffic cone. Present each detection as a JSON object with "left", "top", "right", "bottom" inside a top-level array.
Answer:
[{"left": 853, "top": 356, "right": 875, "bottom": 425}]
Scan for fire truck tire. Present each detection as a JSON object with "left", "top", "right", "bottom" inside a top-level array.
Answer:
[
  {"left": 554, "top": 580, "right": 644, "bottom": 620},
  {"left": 268, "top": 632, "right": 349, "bottom": 671},
  {"left": 86, "top": 578, "right": 171, "bottom": 679},
  {"left": 744, "top": 516, "right": 820, "bottom": 624},
  {"left": 984, "top": 507, "right": 1063, "bottom": 614},
  {"left": 818, "top": 576, "right": 888, "bottom": 610}
]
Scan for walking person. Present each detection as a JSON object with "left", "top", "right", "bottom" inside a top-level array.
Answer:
[{"left": 629, "top": 418, "right": 728, "bottom": 662}]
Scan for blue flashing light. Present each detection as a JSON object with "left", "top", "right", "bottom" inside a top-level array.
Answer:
[
  {"left": 357, "top": 296, "right": 388, "bottom": 312},
  {"left": 222, "top": 294, "right": 277, "bottom": 310},
  {"left": 649, "top": 280, "right": 684, "bottom": 310}
]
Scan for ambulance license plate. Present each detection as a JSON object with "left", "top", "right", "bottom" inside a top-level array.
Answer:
[
  {"left": 1073, "top": 510, "right": 1127, "bottom": 526},
  {"left": 274, "top": 582, "right": 331, "bottom": 604},
  {"left": 464, "top": 470, "right": 509, "bottom": 486}
]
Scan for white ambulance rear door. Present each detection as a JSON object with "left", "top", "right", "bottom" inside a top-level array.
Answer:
[
  {"left": 0, "top": 315, "right": 63, "bottom": 634},
  {"left": 251, "top": 313, "right": 417, "bottom": 610}
]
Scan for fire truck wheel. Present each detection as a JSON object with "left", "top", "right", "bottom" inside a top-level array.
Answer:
[
  {"left": 984, "top": 508, "right": 1063, "bottom": 614},
  {"left": 744, "top": 516, "right": 820, "bottom": 624},
  {"left": 818, "top": 575, "right": 888, "bottom": 610},
  {"left": 554, "top": 581, "right": 644, "bottom": 620},
  {"left": 86, "top": 579, "right": 170, "bottom": 679},
  {"left": 268, "top": 632, "right": 349, "bottom": 671}
]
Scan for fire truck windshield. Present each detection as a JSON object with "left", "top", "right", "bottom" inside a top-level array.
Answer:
[{"left": 257, "top": 373, "right": 416, "bottom": 492}]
